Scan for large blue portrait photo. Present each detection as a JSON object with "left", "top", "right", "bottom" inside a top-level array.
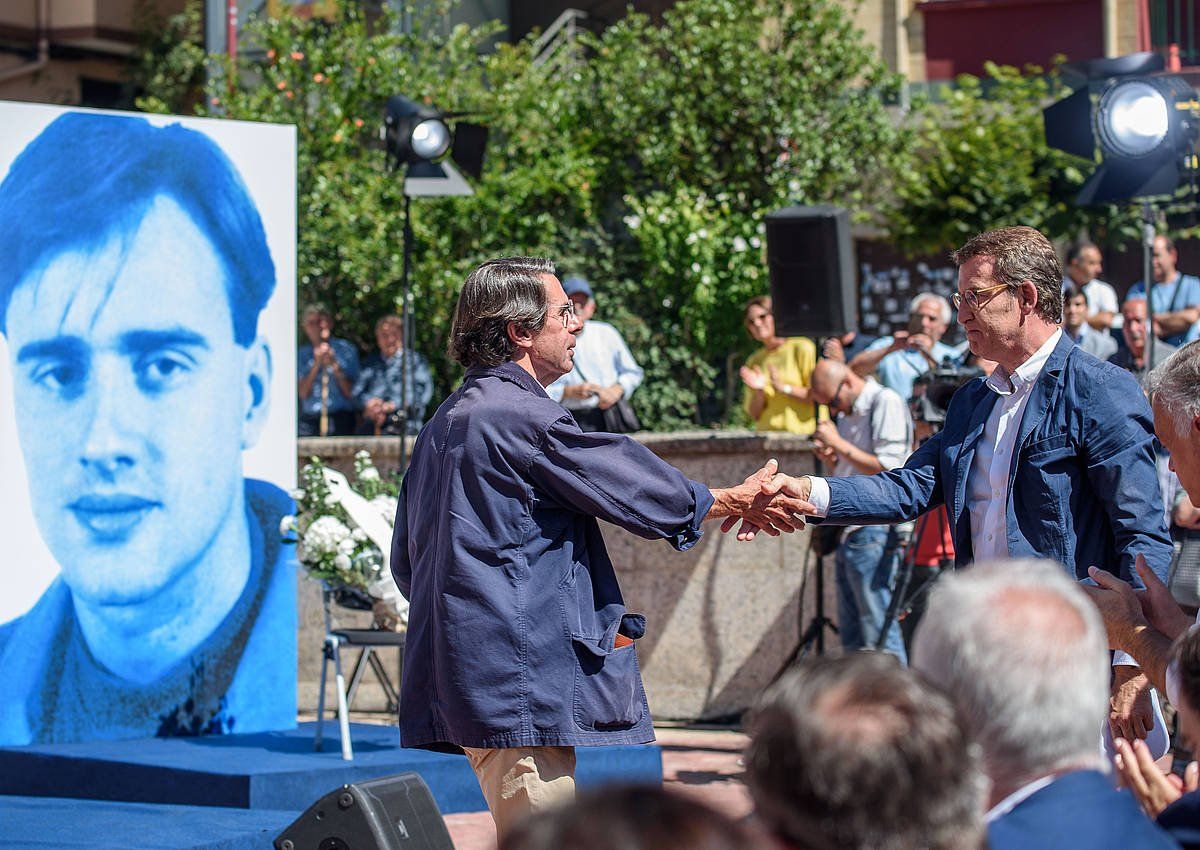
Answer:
[{"left": 0, "top": 103, "right": 298, "bottom": 745}]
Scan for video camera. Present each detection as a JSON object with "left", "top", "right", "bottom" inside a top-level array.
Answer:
[{"left": 910, "top": 360, "right": 982, "bottom": 426}]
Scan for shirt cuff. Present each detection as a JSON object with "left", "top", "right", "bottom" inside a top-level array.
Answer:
[
  {"left": 807, "top": 476, "right": 831, "bottom": 517},
  {"left": 1113, "top": 651, "right": 1139, "bottom": 667}
]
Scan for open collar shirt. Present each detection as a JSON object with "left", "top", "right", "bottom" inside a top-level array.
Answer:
[{"left": 967, "top": 330, "right": 1061, "bottom": 563}]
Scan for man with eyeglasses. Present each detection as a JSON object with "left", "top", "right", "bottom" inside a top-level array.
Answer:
[
  {"left": 759, "top": 226, "right": 1172, "bottom": 750},
  {"left": 390, "top": 257, "right": 814, "bottom": 840},
  {"left": 808, "top": 359, "right": 913, "bottom": 660}
]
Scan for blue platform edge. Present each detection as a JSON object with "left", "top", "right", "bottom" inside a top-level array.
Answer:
[
  {"left": 0, "top": 722, "right": 663, "bottom": 815},
  {"left": 0, "top": 797, "right": 297, "bottom": 850}
]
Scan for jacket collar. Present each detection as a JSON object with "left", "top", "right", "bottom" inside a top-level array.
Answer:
[{"left": 466, "top": 360, "right": 551, "bottom": 398}]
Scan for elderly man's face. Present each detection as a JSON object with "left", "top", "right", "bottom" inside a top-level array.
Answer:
[
  {"left": 910, "top": 298, "right": 948, "bottom": 341},
  {"left": 6, "top": 195, "right": 265, "bottom": 606},
  {"left": 1123, "top": 300, "right": 1148, "bottom": 356},
  {"left": 1154, "top": 397, "right": 1200, "bottom": 503},
  {"left": 1153, "top": 236, "right": 1178, "bottom": 283},
  {"left": 376, "top": 322, "right": 403, "bottom": 359}
]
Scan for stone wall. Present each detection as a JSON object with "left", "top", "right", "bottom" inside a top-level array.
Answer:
[{"left": 297, "top": 431, "right": 832, "bottom": 721}]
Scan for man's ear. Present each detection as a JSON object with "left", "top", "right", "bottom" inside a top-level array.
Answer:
[
  {"left": 241, "top": 336, "right": 273, "bottom": 450},
  {"left": 507, "top": 320, "right": 534, "bottom": 351},
  {"left": 1019, "top": 280, "right": 1038, "bottom": 315},
  {"left": 1191, "top": 413, "right": 1200, "bottom": 439}
]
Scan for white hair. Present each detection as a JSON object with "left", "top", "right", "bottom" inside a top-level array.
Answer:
[
  {"left": 910, "top": 293, "right": 952, "bottom": 325},
  {"left": 911, "top": 559, "right": 1109, "bottom": 789},
  {"left": 1147, "top": 340, "right": 1200, "bottom": 439}
]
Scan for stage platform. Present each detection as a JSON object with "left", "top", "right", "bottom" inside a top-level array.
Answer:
[
  {"left": 0, "top": 796, "right": 296, "bottom": 850},
  {"left": 0, "top": 722, "right": 663, "bottom": 814}
]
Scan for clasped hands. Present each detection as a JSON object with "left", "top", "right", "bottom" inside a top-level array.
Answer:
[{"left": 711, "top": 461, "right": 815, "bottom": 542}]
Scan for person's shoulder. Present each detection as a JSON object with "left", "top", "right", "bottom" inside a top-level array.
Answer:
[
  {"left": 784, "top": 336, "right": 816, "bottom": 352},
  {"left": 866, "top": 335, "right": 894, "bottom": 352}
]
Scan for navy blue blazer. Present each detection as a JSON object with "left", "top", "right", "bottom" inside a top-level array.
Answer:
[
  {"left": 825, "top": 333, "right": 1172, "bottom": 582},
  {"left": 1159, "top": 789, "right": 1200, "bottom": 849},
  {"left": 391, "top": 361, "right": 712, "bottom": 750},
  {"left": 990, "top": 770, "right": 1180, "bottom": 850}
]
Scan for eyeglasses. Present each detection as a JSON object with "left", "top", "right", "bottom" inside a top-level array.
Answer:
[
  {"left": 552, "top": 301, "right": 577, "bottom": 328},
  {"left": 951, "top": 282, "right": 1016, "bottom": 312}
]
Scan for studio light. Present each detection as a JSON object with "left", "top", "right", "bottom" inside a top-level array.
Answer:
[
  {"left": 384, "top": 96, "right": 451, "bottom": 165},
  {"left": 1043, "top": 52, "right": 1200, "bottom": 205},
  {"left": 377, "top": 94, "right": 488, "bottom": 470}
]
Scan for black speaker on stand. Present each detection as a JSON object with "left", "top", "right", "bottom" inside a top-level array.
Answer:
[
  {"left": 275, "top": 773, "right": 454, "bottom": 850},
  {"left": 765, "top": 205, "right": 856, "bottom": 339}
]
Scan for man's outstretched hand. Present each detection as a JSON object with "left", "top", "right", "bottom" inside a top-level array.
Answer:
[{"left": 707, "top": 459, "right": 816, "bottom": 541}]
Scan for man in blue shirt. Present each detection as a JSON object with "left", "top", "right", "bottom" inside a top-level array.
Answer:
[
  {"left": 1127, "top": 234, "right": 1200, "bottom": 347},
  {"left": 353, "top": 314, "right": 433, "bottom": 435},
  {"left": 390, "top": 257, "right": 810, "bottom": 839},
  {"left": 297, "top": 303, "right": 360, "bottom": 436},
  {"left": 848, "top": 293, "right": 960, "bottom": 401}
]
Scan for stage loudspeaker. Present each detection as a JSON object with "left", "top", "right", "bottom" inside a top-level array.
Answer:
[
  {"left": 274, "top": 773, "right": 453, "bottom": 850},
  {"left": 765, "top": 205, "right": 856, "bottom": 338}
]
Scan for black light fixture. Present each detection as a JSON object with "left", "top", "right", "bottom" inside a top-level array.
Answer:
[
  {"left": 1044, "top": 52, "right": 1200, "bottom": 205},
  {"left": 380, "top": 95, "right": 488, "bottom": 470},
  {"left": 1044, "top": 52, "right": 1200, "bottom": 370},
  {"left": 384, "top": 96, "right": 452, "bottom": 165}
]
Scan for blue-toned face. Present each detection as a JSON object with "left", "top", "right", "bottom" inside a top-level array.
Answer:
[{"left": 7, "top": 195, "right": 267, "bottom": 606}]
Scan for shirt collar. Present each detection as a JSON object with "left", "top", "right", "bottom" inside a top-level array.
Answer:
[
  {"left": 985, "top": 329, "right": 1062, "bottom": 397},
  {"left": 467, "top": 360, "right": 551, "bottom": 398},
  {"left": 851, "top": 377, "right": 881, "bottom": 416},
  {"left": 985, "top": 774, "right": 1057, "bottom": 822}
]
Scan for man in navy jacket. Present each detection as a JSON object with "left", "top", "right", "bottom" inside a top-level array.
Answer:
[
  {"left": 764, "top": 226, "right": 1173, "bottom": 741},
  {"left": 913, "top": 560, "right": 1179, "bottom": 850},
  {"left": 390, "top": 257, "right": 809, "bottom": 838}
]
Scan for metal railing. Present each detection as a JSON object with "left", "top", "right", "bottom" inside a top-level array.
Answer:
[
  {"left": 1150, "top": 0, "right": 1199, "bottom": 68},
  {"left": 532, "top": 8, "right": 587, "bottom": 73}
]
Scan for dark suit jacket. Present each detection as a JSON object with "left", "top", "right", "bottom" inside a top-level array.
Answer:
[
  {"left": 1158, "top": 789, "right": 1200, "bottom": 849},
  {"left": 990, "top": 770, "right": 1180, "bottom": 850},
  {"left": 825, "top": 333, "right": 1172, "bottom": 582}
]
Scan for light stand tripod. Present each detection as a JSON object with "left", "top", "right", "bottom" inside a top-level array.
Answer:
[{"left": 873, "top": 510, "right": 949, "bottom": 652}]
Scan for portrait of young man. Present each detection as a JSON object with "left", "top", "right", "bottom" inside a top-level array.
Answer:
[{"left": 0, "top": 106, "right": 298, "bottom": 745}]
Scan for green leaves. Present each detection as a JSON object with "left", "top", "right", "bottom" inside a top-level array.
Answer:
[
  {"left": 886, "top": 62, "right": 1141, "bottom": 256},
  {"left": 135, "top": 0, "right": 906, "bottom": 428}
]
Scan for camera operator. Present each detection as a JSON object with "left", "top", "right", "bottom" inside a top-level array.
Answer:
[
  {"left": 808, "top": 359, "right": 913, "bottom": 661},
  {"left": 848, "top": 294, "right": 958, "bottom": 402}
]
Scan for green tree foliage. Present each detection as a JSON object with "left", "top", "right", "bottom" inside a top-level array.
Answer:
[
  {"left": 135, "top": 0, "right": 906, "bottom": 428},
  {"left": 886, "top": 62, "right": 1140, "bottom": 256}
]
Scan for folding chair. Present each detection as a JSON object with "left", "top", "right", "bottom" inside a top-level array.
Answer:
[{"left": 313, "top": 585, "right": 406, "bottom": 760}]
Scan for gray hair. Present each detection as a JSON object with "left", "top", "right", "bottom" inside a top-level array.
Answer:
[
  {"left": 910, "top": 292, "right": 952, "bottom": 326},
  {"left": 1147, "top": 340, "right": 1200, "bottom": 438},
  {"left": 911, "top": 559, "right": 1109, "bottom": 790},
  {"left": 745, "top": 653, "right": 985, "bottom": 850},
  {"left": 448, "top": 256, "right": 556, "bottom": 368}
]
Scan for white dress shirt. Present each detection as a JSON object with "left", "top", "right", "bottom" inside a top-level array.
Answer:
[{"left": 967, "top": 330, "right": 1061, "bottom": 562}]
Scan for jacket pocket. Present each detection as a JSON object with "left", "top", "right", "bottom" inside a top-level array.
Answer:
[{"left": 571, "top": 613, "right": 646, "bottom": 732}]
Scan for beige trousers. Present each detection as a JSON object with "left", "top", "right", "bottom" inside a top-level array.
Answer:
[{"left": 462, "top": 745, "right": 576, "bottom": 840}]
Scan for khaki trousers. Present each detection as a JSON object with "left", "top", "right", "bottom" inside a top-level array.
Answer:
[{"left": 462, "top": 745, "right": 576, "bottom": 839}]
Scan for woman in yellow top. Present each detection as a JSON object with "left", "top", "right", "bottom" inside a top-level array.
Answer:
[{"left": 739, "top": 295, "right": 819, "bottom": 435}]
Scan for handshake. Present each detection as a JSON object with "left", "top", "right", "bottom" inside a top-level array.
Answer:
[{"left": 708, "top": 459, "right": 815, "bottom": 541}]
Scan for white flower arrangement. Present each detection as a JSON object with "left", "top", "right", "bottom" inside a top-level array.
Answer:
[{"left": 283, "top": 452, "right": 400, "bottom": 603}]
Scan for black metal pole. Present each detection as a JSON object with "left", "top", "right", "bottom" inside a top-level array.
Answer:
[
  {"left": 399, "top": 189, "right": 412, "bottom": 472},
  {"left": 1144, "top": 202, "right": 1156, "bottom": 373}
]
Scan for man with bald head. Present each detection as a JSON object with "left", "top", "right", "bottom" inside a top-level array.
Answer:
[
  {"left": 913, "top": 560, "right": 1178, "bottom": 850},
  {"left": 808, "top": 358, "right": 913, "bottom": 659}
]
